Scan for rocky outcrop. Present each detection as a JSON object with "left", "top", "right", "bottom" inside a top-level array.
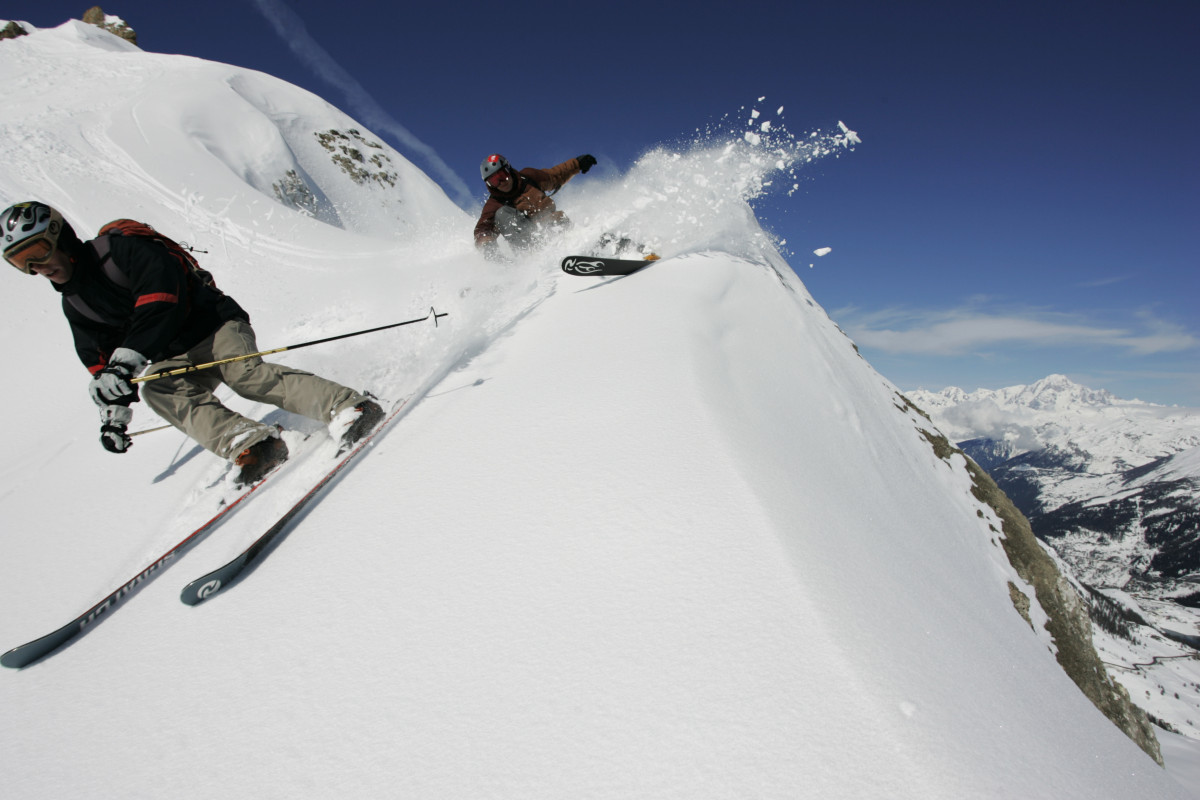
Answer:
[
  {"left": 315, "top": 129, "right": 399, "bottom": 187},
  {"left": 273, "top": 170, "right": 320, "bottom": 217},
  {"left": 82, "top": 7, "right": 137, "bottom": 45},
  {"left": 919, "top": 425, "right": 1165, "bottom": 765},
  {"left": 1, "top": 21, "right": 29, "bottom": 40}
]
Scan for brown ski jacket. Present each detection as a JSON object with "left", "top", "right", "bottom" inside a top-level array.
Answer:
[{"left": 473, "top": 157, "right": 584, "bottom": 247}]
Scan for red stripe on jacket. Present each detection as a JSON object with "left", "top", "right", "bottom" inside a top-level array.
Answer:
[{"left": 135, "top": 292, "right": 178, "bottom": 307}]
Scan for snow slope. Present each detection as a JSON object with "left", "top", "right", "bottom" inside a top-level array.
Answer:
[
  {"left": 0, "top": 21, "right": 1194, "bottom": 798},
  {"left": 910, "top": 378, "right": 1200, "bottom": 763}
]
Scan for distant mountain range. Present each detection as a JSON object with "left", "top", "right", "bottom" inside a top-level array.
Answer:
[{"left": 909, "top": 375, "right": 1200, "bottom": 598}]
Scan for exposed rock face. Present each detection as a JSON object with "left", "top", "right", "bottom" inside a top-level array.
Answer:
[
  {"left": 273, "top": 170, "right": 320, "bottom": 217},
  {"left": 918, "top": 424, "right": 1165, "bottom": 765},
  {"left": 1, "top": 21, "right": 29, "bottom": 40},
  {"left": 82, "top": 7, "right": 137, "bottom": 45},
  {"left": 315, "top": 129, "right": 399, "bottom": 187}
]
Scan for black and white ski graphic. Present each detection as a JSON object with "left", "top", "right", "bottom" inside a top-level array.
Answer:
[
  {"left": 1, "top": 475, "right": 273, "bottom": 668},
  {"left": 179, "top": 398, "right": 409, "bottom": 606},
  {"left": 561, "top": 255, "right": 656, "bottom": 277}
]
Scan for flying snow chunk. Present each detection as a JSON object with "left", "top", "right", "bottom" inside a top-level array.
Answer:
[{"left": 814, "top": 247, "right": 832, "bottom": 257}]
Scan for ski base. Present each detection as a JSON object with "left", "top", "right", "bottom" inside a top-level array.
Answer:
[
  {"left": 561, "top": 255, "right": 657, "bottom": 277},
  {"left": 179, "top": 398, "right": 408, "bottom": 606},
  {"left": 1, "top": 474, "right": 272, "bottom": 669}
]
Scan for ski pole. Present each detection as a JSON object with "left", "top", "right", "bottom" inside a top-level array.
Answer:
[
  {"left": 130, "top": 423, "right": 173, "bottom": 437},
  {"left": 132, "top": 307, "right": 448, "bottom": 384}
]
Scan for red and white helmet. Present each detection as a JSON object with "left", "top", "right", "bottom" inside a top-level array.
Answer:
[{"left": 479, "top": 153, "right": 512, "bottom": 183}]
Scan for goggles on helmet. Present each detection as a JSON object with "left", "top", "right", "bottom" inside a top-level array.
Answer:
[
  {"left": 4, "top": 234, "right": 56, "bottom": 274},
  {"left": 485, "top": 168, "right": 510, "bottom": 188},
  {"left": 480, "top": 153, "right": 511, "bottom": 181},
  {"left": 2, "top": 203, "right": 63, "bottom": 274}
]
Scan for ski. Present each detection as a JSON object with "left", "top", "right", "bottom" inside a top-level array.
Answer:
[
  {"left": 180, "top": 398, "right": 409, "bottom": 606},
  {"left": 561, "top": 255, "right": 658, "bottom": 277},
  {"left": 1, "top": 472, "right": 275, "bottom": 669}
]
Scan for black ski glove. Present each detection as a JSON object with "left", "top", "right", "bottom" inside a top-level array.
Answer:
[
  {"left": 99, "top": 404, "right": 133, "bottom": 454},
  {"left": 89, "top": 347, "right": 148, "bottom": 407},
  {"left": 577, "top": 154, "right": 597, "bottom": 173}
]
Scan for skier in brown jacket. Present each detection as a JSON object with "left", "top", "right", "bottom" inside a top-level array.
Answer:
[{"left": 473, "top": 153, "right": 596, "bottom": 259}]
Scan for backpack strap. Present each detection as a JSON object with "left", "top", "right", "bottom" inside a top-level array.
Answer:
[
  {"left": 64, "top": 236, "right": 132, "bottom": 325},
  {"left": 89, "top": 235, "right": 132, "bottom": 289},
  {"left": 65, "top": 294, "right": 108, "bottom": 325}
]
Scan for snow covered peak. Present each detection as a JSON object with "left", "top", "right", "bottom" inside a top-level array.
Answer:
[
  {"left": 909, "top": 375, "right": 1200, "bottom": 472},
  {"left": 1019, "top": 373, "right": 1117, "bottom": 410},
  {"left": 0, "top": 20, "right": 465, "bottom": 243},
  {"left": 2, "top": 17, "right": 139, "bottom": 52},
  {"left": 918, "top": 374, "right": 1117, "bottom": 411}
]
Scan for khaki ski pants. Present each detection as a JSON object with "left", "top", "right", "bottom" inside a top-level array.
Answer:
[{"left": 142, "top": 319, "right": 361, "bottom": 459}]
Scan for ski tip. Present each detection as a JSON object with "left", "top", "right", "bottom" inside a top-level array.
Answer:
[
  {"left": 1, "top": 649, "right": 26, "bottom": 669},
  {"left": 2, "top": 639, "right": 55, "bottom": 669},
  {"left": 181, "top": 577, "right": 222, "bottom": 606}
]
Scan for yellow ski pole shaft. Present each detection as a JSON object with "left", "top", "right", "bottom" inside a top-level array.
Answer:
[
  {"left": 132, "top": 307, "right": 448, "bottom": 385},
  {"left": 131, "top": 345, "right": 289, "bottom": 383},
  {"left": 130, "top": 423, "right": 174, "bottom": 437}
]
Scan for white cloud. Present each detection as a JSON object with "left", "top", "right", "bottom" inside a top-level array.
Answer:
[
  {"left": 838, "top": 305, "right": 1199, "bottom": 357},
  {"left": 1076, "top": 275, "right": 1132, "bottom": 289},
  {"left": 939, "top": 400, "right": 1042, "bottom": 451},
  {"left": 1124, "top": 309, "right": 1200, "bottom": 355}
]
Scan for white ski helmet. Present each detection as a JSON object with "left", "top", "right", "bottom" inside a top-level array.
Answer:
[{"left": 1, "top": 201, "right": 64, "bottom": 273}]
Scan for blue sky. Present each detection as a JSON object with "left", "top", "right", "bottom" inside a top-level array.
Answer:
[{"left": 22, "top": 0, "right": 1200, "bottom": 405}]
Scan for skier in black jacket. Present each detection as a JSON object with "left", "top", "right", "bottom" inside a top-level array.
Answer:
[{"left": 2, "top": 201, "right": 383, "bottom": 485}]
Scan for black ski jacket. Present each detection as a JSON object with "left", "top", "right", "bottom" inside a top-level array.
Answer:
[{"left": 54, "top": 235, "right": 248, "bottom": 374}]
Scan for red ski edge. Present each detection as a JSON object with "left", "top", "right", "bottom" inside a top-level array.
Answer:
[
  {"left": 179, "top": 398, "right": 409, "bottom": 606},
  {"left": 1, "top": 475, "right": 271, "bottom": 669}
]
